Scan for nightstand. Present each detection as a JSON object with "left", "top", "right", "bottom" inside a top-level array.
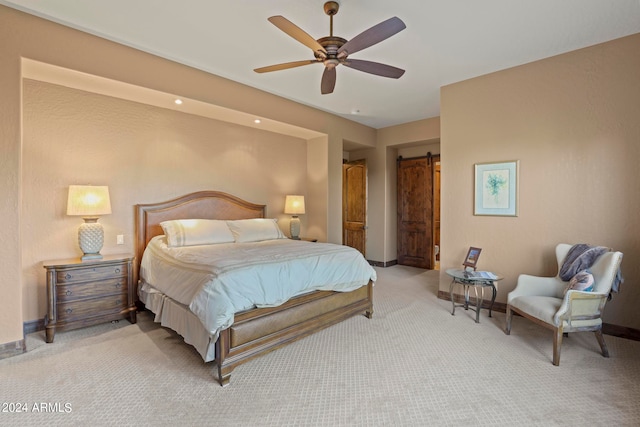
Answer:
[{"left": 43, "top": 254, "right": 136, "bottom": 343}]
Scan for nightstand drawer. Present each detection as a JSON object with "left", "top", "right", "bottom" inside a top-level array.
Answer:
[
  {"left": 56, "top": 278, "right": 128, "bottom": 302},
  {"left": 55, "top": 264, "right": 128, "bottom": 284},
  {"left": 57, "top": 294, "right": 127, "bottom": 322}
]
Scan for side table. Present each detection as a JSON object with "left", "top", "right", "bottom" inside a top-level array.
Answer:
[
  {"left": 43, "top": 254, "right": 136, "bottom": 343},
  {"left": 446, "top": 268, "right": 502, "bottom": 323}
]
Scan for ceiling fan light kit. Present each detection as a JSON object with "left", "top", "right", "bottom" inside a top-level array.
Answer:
[{"left": 254, "top": 1, "right": 406, "bottom": 94}]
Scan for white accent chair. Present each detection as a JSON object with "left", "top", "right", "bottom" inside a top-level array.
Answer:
[{"left": 505, "top": 243, "right": 623, "bottom": 366}]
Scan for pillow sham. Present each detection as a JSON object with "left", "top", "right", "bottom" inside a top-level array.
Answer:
[
  {"left": 564, "top": 269, "right": 595, "bottom": 295},
  {"left": 160, "top": 219, "right": 235, "bottom": 247},
  {"left": 226, "top": 218, "right": 285, "bottom": 243}
]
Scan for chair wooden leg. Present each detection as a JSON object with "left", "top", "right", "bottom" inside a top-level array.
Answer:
[
  {"left": 505, "top": 305, "right": 512, "bottom": 335},
  {"left": 553, "top": 326, "right": 563, "bottom": 366},
  {"left": 594, "top": 329, "right": 610, "bottom": 358}
]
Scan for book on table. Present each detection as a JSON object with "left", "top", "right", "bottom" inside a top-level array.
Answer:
[{"left": 465, "top": 271, "right": 497, "bottom": 280}]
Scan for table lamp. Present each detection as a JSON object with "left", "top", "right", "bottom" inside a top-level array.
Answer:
[
  {"left": 67, "top": 185, "right": 112, "bottom": 260},
  {"left": 284, "top": 195, "right": 305, "bottom": 239}
]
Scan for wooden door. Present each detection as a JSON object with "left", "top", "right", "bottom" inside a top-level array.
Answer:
[
  {"left": 433, "top": 160, "right": 441, "bottom": 268},
  {"left": 343, "top": 159, "right": 367, "bottom": 256},
  {"left": 397, "top": 156, "right": 433, "bottom": 268}
]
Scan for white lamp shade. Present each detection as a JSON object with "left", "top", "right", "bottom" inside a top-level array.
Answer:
[
  {"left": 284, "top": 195, "right": 305, "bottom": 215},
  {"left": 67, "top": 185, "right": 112, "bottom": 217}
]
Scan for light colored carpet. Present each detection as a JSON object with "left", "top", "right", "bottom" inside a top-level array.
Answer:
[{"left": 2, "top": 265, "right": 639, "bottom": 426}]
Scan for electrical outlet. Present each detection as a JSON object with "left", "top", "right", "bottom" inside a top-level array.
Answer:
[{"left": 116, "top": 234, "right": 124, "bottom": 245}]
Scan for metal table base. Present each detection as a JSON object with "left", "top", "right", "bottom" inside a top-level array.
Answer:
[{"left": 447, "top": 271, "right": 499, "bottom": 323}]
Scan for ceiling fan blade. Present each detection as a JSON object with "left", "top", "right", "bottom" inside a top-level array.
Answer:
[
  {"left": 343, "top": 59, "right": 405, "bottom": 78},
  {"left": 337, "top": 16, "right": 406, "bottom": 58},
  {"left": 321, "top": 67, "right": 336, "bottom": 95},
  {"left": 268, "top": 16, "right": 327, "bottom": 57},
  {"left": 254, "top": 60, "right": 319, "bottom": 73}
]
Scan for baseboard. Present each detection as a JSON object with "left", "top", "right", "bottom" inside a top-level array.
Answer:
[
  {"left": 602, "top": 323, "right": 640, "bottom": 341},
  {"left": 0, "top": 338, "right": 26, "bottom": 360},
  {"left": 0, "top": 318, "right": 43, "bottom": 359},
  {"left": 24, "top": 318, "right": 45, "bottom": 335},
  {"left": 437, "top": 291, "right": 640, "bottom": 341},
  {"left": 368, "top": 259, "right": 397, "bottom": 268},
  {"left": 0, "top": 319, "right": 46, "bottom": 359}
]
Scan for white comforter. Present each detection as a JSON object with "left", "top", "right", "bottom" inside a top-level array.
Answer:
[{"left": 140, "top": 236, "right": 376, "bottom": 339}]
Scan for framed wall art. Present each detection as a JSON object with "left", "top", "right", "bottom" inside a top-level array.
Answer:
[
  {"left": 474, "top": 160, "right": 519, "bottom": 216},
  {"left": 463, "top": 247, "right": 482, "bottom": 270}
]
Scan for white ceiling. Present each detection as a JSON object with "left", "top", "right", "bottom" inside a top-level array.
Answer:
[{"left": 4, "top": 0, "right": 640, "bottom": 129}]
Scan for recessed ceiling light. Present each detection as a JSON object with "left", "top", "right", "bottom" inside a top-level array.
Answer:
[
  {"left": 174, "top": 99, "right": 183, "bottom": 105},
  {"left": 254, "top": 119, "right": 261, "bottom": 124}
]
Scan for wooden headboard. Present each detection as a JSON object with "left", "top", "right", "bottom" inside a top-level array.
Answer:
[{"left": 134, "top": 191, "right": 266, "bottom": 286}]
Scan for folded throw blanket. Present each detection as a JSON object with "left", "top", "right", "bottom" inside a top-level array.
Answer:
[{"left": 559, "top": 243, "right": 623, "bottom": 295}]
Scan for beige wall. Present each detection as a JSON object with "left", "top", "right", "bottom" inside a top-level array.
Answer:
[
  {"left": 0, "top": 6, "right": 376, "bottom": 346},
  {"left": 306, "top": 136, "right": 330, "bottom": 242},
  {"left": 21, "top": 80, "right": 311, "bottom": 321},
  {"left": 440, "top": 33, "right": 640, "bottom": 329},
  {"left": 0, "top": 10, "right": 23, "bottom": 345},
  {"left": 350, "top": 118, "right": 440, "bottom": 263}
]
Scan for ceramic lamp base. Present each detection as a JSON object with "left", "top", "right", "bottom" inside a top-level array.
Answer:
[
  {"left": 78, "top": 218, "right": 104, "bottom": 260},
  {"left": 289, "top": 216, "right": 301, "bottom": 240}
]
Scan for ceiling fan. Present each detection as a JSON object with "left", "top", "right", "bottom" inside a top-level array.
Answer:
[{"left": 254, "top": 1, "right": 406, "bottom": 95}]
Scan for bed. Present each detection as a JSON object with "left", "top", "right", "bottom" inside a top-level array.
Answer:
[{"left": 134, "top": 191, "right": 375, "bottom": 386}]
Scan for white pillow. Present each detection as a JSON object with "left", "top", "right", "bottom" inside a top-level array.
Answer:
[
  {"left": 226, "top": 218, "right": 285, "bottom": 243},
  {"left": 160, "top": 219, "right": 235, "bottom": 247}
]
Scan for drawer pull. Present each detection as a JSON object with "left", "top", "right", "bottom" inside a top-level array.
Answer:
[
  {"left": 115, "top": 282, "right": 122, "bottom": 288},
  {"left": 115, "top": 268, "right": 121, "bottom": 274},
  {"left": 65, "top": 274, "right": 72, "bottom": 280},
  {"left": 66, "top": 290, "right": 73, "bottom": 296},
  {"left": 66, "top": 308, "right": 73, "bottom": 314},
  {"left": 116, "top": 299, "right": 122, "bottom": 305}
]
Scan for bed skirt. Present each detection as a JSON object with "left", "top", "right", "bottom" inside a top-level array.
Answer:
[{"left": 139, "top": 281, "right": 217, "bottom": 362}]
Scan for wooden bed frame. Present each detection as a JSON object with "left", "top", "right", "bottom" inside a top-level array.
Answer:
[{"left": 134, "top": 191, "right": 373, "bottom": 386}]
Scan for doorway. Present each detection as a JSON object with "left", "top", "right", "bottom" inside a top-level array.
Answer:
[
  {"left": 342, "top": 159, "right": 367, "bottom": 256},
  {"left": 397, "top": 154, "right": 440, "bottom": 269}
]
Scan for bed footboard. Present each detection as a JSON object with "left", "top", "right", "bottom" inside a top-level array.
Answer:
[{"left": 215, "top": 280, "right": 373, "bottom": 386}]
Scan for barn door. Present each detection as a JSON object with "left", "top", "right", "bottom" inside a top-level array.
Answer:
[
  {"left": 343, "top": 159, "right": 367, "bottom": 256},
  {"left": 397, "top": 156, "right": 433, "bottom": 269}
]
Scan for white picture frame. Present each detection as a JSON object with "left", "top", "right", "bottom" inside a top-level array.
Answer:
[{"left": 474, "top": 160, "right": 519, "bottom": 216}]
